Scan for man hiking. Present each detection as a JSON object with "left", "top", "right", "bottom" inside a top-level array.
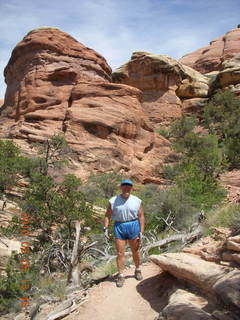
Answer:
[{"left": 103, "top": 179, "right": 145, "bottom": 287}]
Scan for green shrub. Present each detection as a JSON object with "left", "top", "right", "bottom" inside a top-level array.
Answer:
[
  {"left": 192, "top": 134, "right": 223, "bottom": 178},
  {"left": 0, "top": 252, "right": 40, "bottom": 315},
  {"left": 20, "top": 173, "right": 94, "bottom": 239},
  {"left": 203, "top": 89, "right": 240, "bottom": 169},
  {"left": 175, "top": 163, "right": 226, "bottom": 210},
  {"left": 135, "top": 183, "right": 168, "bottom": 232},
  {"left": 80, "top": 171, "right": 125, "bottom": 204},
  {"left": 172, "top": 132, "right": 223, "bottom": 179},
  {"left": 222, "top": 136, "right": 240, "bottom": 169},
  {"left": 35, "top": 273, "right": 67, "bottom": 300},
  {"left": 206, "top": 203, "right": 240, "bottom": 230},
  {"left": 32, "top": 133, "right": 71, "bottom": 175},
  {"left": 162, "top": 163, "right": 181, "bottom": 180},
  {"left": 170, "top": 116, "right": 198, "bottom": 139},
  {"left": 160, "top": 186, "right": 198, "bottom": 229},
  {"left": 136, "top": 183, "right": 196, "bottom": 231},
  {"left": 0, "top": 140, "right": 29, "bottom": 195}
]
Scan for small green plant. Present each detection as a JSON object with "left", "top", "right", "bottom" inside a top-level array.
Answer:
[
  {"left": 156, "top": 126, "right": 171, "bottom": 139},
  {"left": 36, "top": 273, "right": 67, "bottom": 300},
  {"left": 32, "top": 133, "right": 71, "bottom": 176},
  {"left": 148, "top": 247, "right": 162, "bottom": 255},
  {"left": 91, "top": 261, "right": 118, "bottom": 280}
]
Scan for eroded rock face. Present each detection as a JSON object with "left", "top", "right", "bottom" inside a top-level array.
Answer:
[
  {"left": 112, "top": 52, "right": 209, "bottom": 126},
  {"left": 0, "top": 27, "right": 172, "bottom": 183},
  {"left": 179, "top": 28, "right": 240, "bottom": 74},
  {"left": 2, "top": 27, "right": 111, "bottom": 123},
  {"left": 218, "top": 53, "right": 240, "bottom": 88}
]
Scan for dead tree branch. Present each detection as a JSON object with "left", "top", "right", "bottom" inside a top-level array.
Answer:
[
  {"left": 141, "top": 225, "right": 202, "bottom": 256},
  {"left": 156, "top": 211, "right": 180, "bottom": 233}
]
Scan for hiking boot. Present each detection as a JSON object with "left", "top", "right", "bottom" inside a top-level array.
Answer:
[
  {"left": 116, "top": 274, "right": 125, "bottom": 287},
  {"left": 134, "top": 269, "right": 143, "bottom": 281}
]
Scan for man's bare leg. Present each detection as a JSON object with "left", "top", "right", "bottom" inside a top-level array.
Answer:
[
  {"left": 128, "top": 237, "right": 143, "bottom": 280},
  {"left": 128, "top": 237, "right": 141, "bottom": 268},
  {"left": 115, "top": 238, "right": 126, "bottom": 274}
]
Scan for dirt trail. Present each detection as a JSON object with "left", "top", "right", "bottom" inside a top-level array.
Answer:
[{"left": 65, "top": 262, "right": 165, "bottom": 320}]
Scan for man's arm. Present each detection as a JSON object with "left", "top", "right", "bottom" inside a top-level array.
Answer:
[
  {"left": 138, "top": 204, "right": 145, "bottom": 233},
  {"left": 103, "top": 202, "right": 112, "bottom": 228}
]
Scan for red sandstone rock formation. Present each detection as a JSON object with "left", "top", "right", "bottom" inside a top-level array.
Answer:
[
  {"left": 179, "top": 28, "right": 240, "bottom": 74},
  {"left": 1, "top": 26, "right": 240, "bottom": 185},
  {"left": 112, "top": 52, "right": 209, "bottom": 127},
  {"left": 0, "top": 27, "right": 171, "bottom": 183}
]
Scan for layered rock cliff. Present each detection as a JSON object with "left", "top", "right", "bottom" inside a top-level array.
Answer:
[
  {"left": 1, "top": 26, "right": 240, "bottom": 184},
  {"left": 0, "top": 27, "right": 171, "bottom": 184}
]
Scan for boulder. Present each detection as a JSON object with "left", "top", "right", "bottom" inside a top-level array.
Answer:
[
  {"left": 222, "top": 251, "right": 240, "bottom": 265},
  {"left": 0, "top": 238, "right": 21, "bottom": 258},
  {"left": 0, "top": 238, "right": 22, "bottom": 271},
  {"left": 213, "top": 270, "right": 240, "bottom": 309},
  {"left": 176, "top": 65, "right": 210, "bottom": 98},
  {"left": 228, "top": 235, "right": 240, "bottom": 243},
  {"left": 158, "top": 289, "right": 212, "bottom": 320},
  {"left": 226, "top": 236, "right": 240, "bottom": 252},
  {"left": 150, "top": 253, "right": 240, "bottom": 309},
  {"left": 218, "top": 53, "right": 240, "bottom": 88},
  {"left": 211, "top": 310, "right": 238, "bottom": 320},
  {"left": 182, "top": 97, "right": 208, "bottom": 113},
  {"left": 182, "top": 236, "right": 223, "bottom": 263}
]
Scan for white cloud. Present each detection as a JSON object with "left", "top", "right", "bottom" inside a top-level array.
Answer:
[{"left": 0, "top": 0, "right": 240, "bottom": 98}]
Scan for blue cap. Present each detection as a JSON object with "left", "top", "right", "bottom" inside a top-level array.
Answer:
[{"left": 120, "top": 179, "right": 133, "bottom": 186}]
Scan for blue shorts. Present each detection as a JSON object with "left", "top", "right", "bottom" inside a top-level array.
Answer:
[{"left": 114, "top": 219, "right": 140, "bottom": 240}]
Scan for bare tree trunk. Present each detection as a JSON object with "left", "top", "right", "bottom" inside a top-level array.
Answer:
[
  {"left": 1, "top": 195, "right": 7, "bottom": 211},
  {"left": 67, "top": 220, "right": 81, "bottom": 285}
]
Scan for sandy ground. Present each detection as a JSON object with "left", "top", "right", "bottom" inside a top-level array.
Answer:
[{"left": 65, "top": 261, "right": 164, "bottom": 320}]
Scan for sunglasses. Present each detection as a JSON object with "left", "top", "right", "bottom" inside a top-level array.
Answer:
[{"left": 121, "top": 183, "right": 132, "bottom": 186}]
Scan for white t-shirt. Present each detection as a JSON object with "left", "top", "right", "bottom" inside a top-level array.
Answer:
[{"left": 109, "top": 193, "right": 142, "bottom": 221}]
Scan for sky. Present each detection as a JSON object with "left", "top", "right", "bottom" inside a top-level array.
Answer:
[{"left": 0, "top": 0, "right": 240, "bottom": 98}]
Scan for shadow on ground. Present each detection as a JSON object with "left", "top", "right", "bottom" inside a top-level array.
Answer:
[{"left": 136, "top": 272, "right": 180, "bottom": 313}]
